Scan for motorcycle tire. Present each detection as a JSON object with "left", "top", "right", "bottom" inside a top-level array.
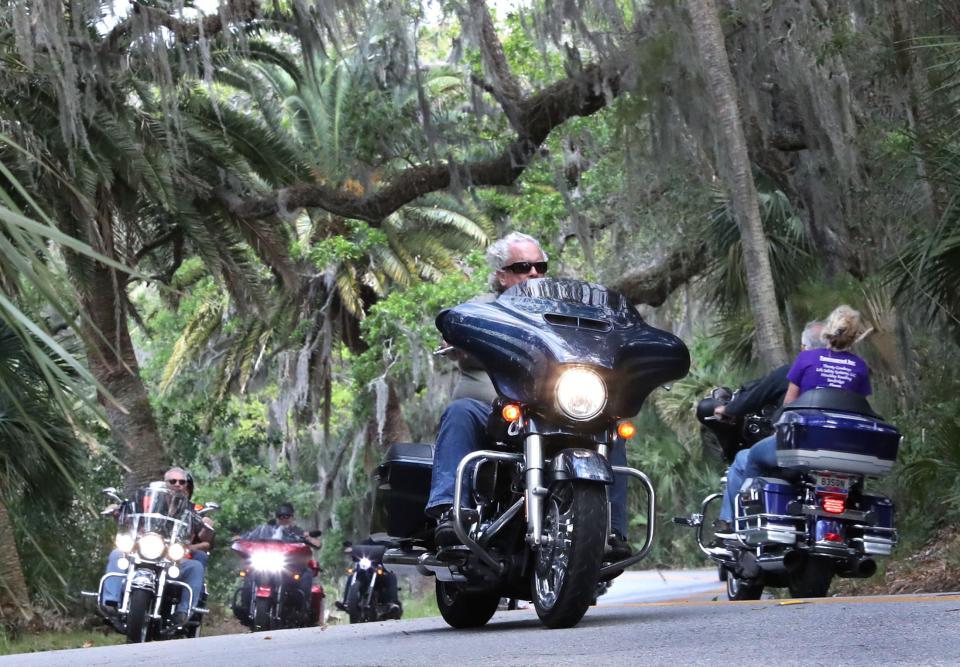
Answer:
[
  {"left": 345, "top": 581, "right": 365, "bottom": 624},
  {"left": 436, "top": 581, "right": 500, "bottom": 629},
  {"left": 125, "top": 588, "right": 153, "bottom": 643},
  {"left": 788, "top": 557, "right": 834, "bottom": 598},
  {"left": 253, "top": 597, "right": 272, "bottom": 632},
  {"left": 532, "top": 480, "right": 607, "bottom": 629},
  {"left": 725, "top": 573, "right": 764, "bottom": 600}
]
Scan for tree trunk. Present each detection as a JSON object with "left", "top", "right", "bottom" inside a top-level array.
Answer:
[
  {"left": 70, "top": 192, "right": 168, "bottom": 493},
  {"left": 0, "top": 497, "right": 30, "bottom": 620},
  {"left": 688, "top": 0, "right": 788, "bottom": 369}
]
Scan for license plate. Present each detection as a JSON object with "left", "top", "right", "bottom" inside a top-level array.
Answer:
[{"left": 815, "top": 473, "right": 851, "bottom": 494}]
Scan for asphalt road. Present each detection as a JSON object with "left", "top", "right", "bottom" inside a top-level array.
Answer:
[{"left": 10, "top": 571, "right": 960, "bottom": 666}]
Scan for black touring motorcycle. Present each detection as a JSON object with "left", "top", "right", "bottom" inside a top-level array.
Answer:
[
  {"left": 676, "top": 386, "right": 900, "bottom": 600},
  {"left": 371, "top": 278, "right": 689, "bottom": 629}
]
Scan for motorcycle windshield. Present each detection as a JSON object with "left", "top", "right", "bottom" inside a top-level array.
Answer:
[
  {"left": 240, "top": 524, "right": 309, "bottom": 543},
  {"left": 436, "top": 278, "right": 690, "bottom": 420},
  {"left": 351, "top": 544, "right": 386, "bottom": 562},
  {"left": 123, "top": 488, "right": 190, "bottom": 538}
]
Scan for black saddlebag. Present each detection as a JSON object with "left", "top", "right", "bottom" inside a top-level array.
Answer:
[{"left": 370, "top": 443, "right": 434, "bottom": 541}]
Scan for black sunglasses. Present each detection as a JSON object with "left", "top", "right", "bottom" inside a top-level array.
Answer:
[
  {"left": 165, "top": 478, "right": 188, "bottom": 486},
  {"left": 501, "top": 261, "right": 548, "bottom": 275},
  {"left": 276, "top": 513, "right": 292, "bottom": 519}
]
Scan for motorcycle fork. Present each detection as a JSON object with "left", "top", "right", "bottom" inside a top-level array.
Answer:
[
  {"left": 366, "top": 572, "right": 378, "bottom": 610},
  {"left": 152, "top": 569, "right": 167, "bottom": 619},
  {"left": 524, "top": 433, "right": 547, "bottom": 547}
]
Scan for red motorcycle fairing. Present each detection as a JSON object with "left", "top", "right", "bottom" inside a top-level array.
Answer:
[{"left": 231, "top": 540, "right": 313, "bottom": 561}]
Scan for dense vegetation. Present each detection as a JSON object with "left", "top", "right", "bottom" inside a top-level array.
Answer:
[{"left": 1, "top": 0, "right": 960, "bottom": 633}]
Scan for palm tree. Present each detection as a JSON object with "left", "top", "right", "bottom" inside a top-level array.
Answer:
[
  {"left": 0, "top": 3, "right": 309, "bottom": 489},
  {"left": 687, "top": 0, "right": 789, "bottom": 369}
]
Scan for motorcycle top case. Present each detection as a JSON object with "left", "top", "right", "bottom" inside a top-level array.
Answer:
[
  {"left": 370, "top": 442, "right": 433, "bottom": 541},
  {"left": 775, "top": 409, "right": 901, "bottom": 476}
]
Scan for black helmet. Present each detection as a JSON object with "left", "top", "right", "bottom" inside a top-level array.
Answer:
[{"left": 275, "top": 502, "right": 295, "bottom": 518}]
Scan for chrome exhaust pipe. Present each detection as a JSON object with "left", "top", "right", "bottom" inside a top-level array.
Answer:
[{"left": 382, "top": 549, "right": 468, "bottom": 582}]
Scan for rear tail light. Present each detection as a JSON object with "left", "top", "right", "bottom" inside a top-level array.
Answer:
[
  {"left": 821, "top": 495, "right": 846, "bottom": 514},
  {"left": 823, "top": 532, "right": 843, "bottom": 542}
]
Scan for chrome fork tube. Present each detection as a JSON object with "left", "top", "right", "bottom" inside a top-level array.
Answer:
[{"left": 525, "top": 433, "right": 547, "bottom": 547}]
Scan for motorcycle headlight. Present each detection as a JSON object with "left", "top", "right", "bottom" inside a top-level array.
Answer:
[
  {"left": 167, "top": 542, "right": 186, "bottom": 561},
  {"left": 358, "top": 557, "right": 372, "bottom": 571},
  {"left": 555, "top": 367, "right": 607, "bottom": 421},
  {"left": 138, "top": 533, "right": 166, "bottom": 560},
  {"left": 115, "top": 532, "right": 135, "bottom": 553},
  {"left": 250, "top": 551, "right": 286, "bottom": 572}
]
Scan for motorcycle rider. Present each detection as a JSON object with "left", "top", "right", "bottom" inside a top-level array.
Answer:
[
  {"left": 425, "top": 232, "right": 632, "bottom": 559},
  {"left": 233, "top": 503, "right": 320, "bottom": 621},
  {"left": 717, "top": 306, "right": 870, "bottom": 532},
  {"left": 713, "top": 320, "right": 824, "bottom": 424},
  {"left": 101, "top": 467, "right": 214, "bottom": 628},
  {"left": 336, "top": 537, "right": 402, "bottom": 617}
]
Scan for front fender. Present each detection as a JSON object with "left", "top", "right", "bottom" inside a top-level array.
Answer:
[
  {"left": 546, "top": 448, "right": 613, "bottom": 485},
  {"left": 130, "top": 568, "right": 157, "bottom": 592}
]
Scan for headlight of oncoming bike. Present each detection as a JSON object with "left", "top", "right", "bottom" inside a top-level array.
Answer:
[
  {"left": 138, "top": 532, "right": 166, "bottom": 560},
  {"left": 114, "top": 532, "right": 135, "bottom": 553},
  {"left": 358, "top": 557, "right": 372, "bottom": 570},
  {"left": 250, "top": 551, "right": 286, "bottom": 572},
  {"left": 555, "top": 367, "right": 607, "bottom": 421},
  {"left": 167, "top": 542, "right": 186, "bottom": 561}
]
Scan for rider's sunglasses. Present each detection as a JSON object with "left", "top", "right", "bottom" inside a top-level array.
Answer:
[
  {"left": 501, "top": 261, "right": 548, "bottom": 275},
  {"left": 165, "top": 478, "right": 188, "bottom": 486},
  {"left": 276, "top": 514, "right": 292, "bottom": 519}
]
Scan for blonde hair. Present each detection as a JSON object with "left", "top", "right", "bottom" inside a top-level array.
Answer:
[{"left": 822, "top": 305, "right": 862, "bottom": 351}]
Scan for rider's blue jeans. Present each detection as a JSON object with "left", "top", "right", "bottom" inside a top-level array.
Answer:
[
  {"left": 102, "top": 548, "right": 205, "bottom": 613},
  {"left": 719, "top": 435, "right": 779, "bottom": 522},
  {"left": 425, "top": 398, "right": 630, "bottom": 537}
]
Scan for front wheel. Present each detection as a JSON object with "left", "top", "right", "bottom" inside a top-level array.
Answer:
[
  {"left": 532, "top": 481, "right": 608, "bottom": 629},
  {"left": 345, "top": 578, "right": 366, "bottom": 624},
  {"left": 435, "top": 581, "right": 500, "bottom": 629},
  {"left": 125, "top": 588, "right": 153, "bottom": 643},
  {"left": 253, "top": 597, "right": 272, "bottom": 632},
  {"left": 788, "top": 557, "right": 834, "bottom": 598}
]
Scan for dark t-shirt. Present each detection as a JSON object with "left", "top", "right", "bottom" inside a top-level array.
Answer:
[{"left": 786, "top": 348, "right": 871, "bottom": 396}]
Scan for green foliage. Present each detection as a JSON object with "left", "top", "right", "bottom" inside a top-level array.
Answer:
[{"left": 353, "top": 251, "right": 488, "bottom": 390}]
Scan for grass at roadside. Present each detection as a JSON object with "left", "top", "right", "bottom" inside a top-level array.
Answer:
[
  {"left": 399, "top": 585, "right": 440, "bottom": 619},
  {"left": 0, "top": 629, "right": 123, "bottom": 656}
]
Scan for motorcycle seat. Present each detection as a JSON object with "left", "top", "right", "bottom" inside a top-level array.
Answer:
[{"left": 779, "top": 387, "right": 879, "bottom": 419}]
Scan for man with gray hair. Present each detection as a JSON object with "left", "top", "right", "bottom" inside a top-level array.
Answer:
[
  {"left": 427, "top": 232, "right": 632, "bottom": 560},
  {"left": 714, "top": 320, "right": 824, "bottom": 424},
  {"left": 713, "top": 319, "right": 824, "bottom": 533}
]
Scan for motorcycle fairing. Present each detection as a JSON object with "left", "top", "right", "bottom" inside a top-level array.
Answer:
[{"left": 436, "top": 278, "right": 690, "bottom": 420}]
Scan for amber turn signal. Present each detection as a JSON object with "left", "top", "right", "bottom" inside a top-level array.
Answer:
[
  {"left": 502, "top": 403, "right": 522, "bottom": 422},
  {"left": 617, "top": 421, "right": 636, "bottom": 439}
]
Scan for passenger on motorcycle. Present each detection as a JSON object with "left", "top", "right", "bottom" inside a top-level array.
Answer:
[
  {"left": 425, "top": 232, "right": 632, "bottom": 559},
  {"left": 713, "top": 320, "right": 822, "bottom": 425},
  {"left": 101, "top": 467, "right": 215, "bottom": 627},
  {"left": 717, "top": 306, "right": 871, "bottom": 532}
]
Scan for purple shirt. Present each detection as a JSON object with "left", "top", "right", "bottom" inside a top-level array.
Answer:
[{"left": 786, "top": 348, "right": 871, "bottom": 396}]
